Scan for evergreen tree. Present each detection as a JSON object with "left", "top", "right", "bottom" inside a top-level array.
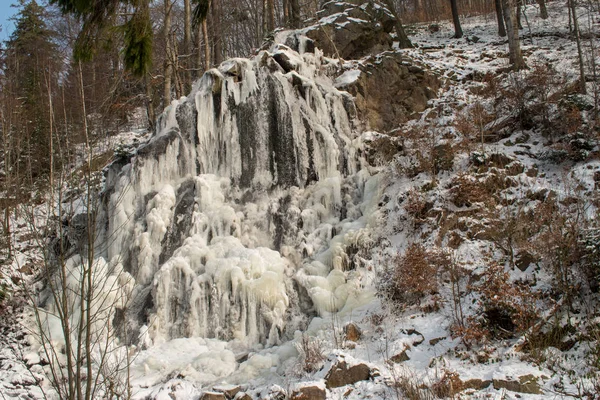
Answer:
[
  {"left": 50, "top": 0, "right": 152, "bottom": 77},
  {"left": 3, "top": 0, "right": 59, "bottom": 178}
]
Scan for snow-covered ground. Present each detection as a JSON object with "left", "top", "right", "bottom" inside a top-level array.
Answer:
[{"left": 1, "top": 1, "right": 599, "bottom": 399}]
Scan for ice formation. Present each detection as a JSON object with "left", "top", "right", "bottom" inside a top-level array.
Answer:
[{"left": 97, "top": 39, "right": 380, "bottom": 360}]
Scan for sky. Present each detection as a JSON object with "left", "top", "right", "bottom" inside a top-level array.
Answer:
[{"left": 0, "top": 1, "right": 19, "bottom": 41}]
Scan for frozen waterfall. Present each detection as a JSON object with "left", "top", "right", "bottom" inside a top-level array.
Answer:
[{"left": 99, "top": 40, "right": 380, "bottom": 351}]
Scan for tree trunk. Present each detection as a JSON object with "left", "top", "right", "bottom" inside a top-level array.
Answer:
[
  {"left": 163, "top": 0, "right": 173, "bottom": 105},
  {"left": 211, "top": 0, "right": 223, "bottom": 65},
  {"left": 267, "top": 0, "right": 275, "bottom": 32},
  {"left": 283, "top": 0, "right": 289, "bottom": 26},
  {"left": 184, "top": 0, "right": 193, "bottom": 92},
  {"left": 290, "top": 0, "right": 301, "bottom": 28},
  {"left": 495, "top": 0, "right": 507, "bottom": 37},
  {"left": 501, "top": 0, "right": 526, "bottom": 70},
  {"left": 203, "top": 19, "right": 211, "bottom": 70},
  {"left": 537, "top": 0, "right": 548, "bottom": 19},
  {"left": 569, "top": 0, "right": 586, "bottom": 93},
  {"left": 145, "top": 73, "right": 156, "bottom": 131},
  {"left": 383, "top": 0, "right": 413, "bottom": 48},
  {"left": 450, "top": 0, "right": 463, "bottom": 38},
  {"left": 516, "top": 0, "right": 523, "bottom": 29}
]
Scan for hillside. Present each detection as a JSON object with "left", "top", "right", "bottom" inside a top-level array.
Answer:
[{"left": 1, "top": 1, "right": 599, "bottom": 399}]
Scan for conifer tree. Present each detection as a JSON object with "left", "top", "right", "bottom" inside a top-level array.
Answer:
[{"left": 4, "top": 0, "right": 59, "bottom": 178}]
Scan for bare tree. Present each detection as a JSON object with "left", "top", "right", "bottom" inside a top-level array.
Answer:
[
  {"left": 569, "top": 0, "right": 587, "bottom": 93},
  {"left": 383, "top": 0, "right": 413, "bottom": 48},
  {"left": 495, "top": 0, "right": 507, "bottom": 36},
  {"left": 537, "top": 0, "right": 549, "bottom": 19},
  {"left": 501, "top": 0, "right": 526, "bottom": 70},
  {"left": 163, "top": 0, "right": 175, "bottom": 105},
  {"left": 450, "top": 0, "right": 463, "bottom": 38}
]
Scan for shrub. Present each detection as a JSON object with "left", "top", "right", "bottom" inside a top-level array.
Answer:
[
  {"left": 458, "top": 263, "right": 539, "bottom": 344},
  {"left": 381, "top": 244, "right": 447, "bottom": 307},
  {"left": 296, "top": 334, "right": 326, "bottom": 373}
]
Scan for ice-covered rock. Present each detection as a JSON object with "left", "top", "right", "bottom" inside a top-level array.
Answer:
[{"left": 97, "top": 41, "right": 379, "bottom": 354}]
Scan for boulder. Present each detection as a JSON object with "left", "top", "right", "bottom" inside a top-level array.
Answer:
[
  {"left": 213, "top": 385, "right": 242, "bottom": 399},
  {"left": 325, "top": 360, "right": 371, "bottom": 388},
  {"left": 515, "top": 250, "right": 539, "bottom": 272},
  {"left": 305, "top": 1, "right": 395, "bottom": 59},
  {"left": 201, "top": 392, "right": 227, "bottom": 400},
  {"left": 390, "top": 350, "right": 410, "bottom": 363},
  {"left": 266, "top": 385, "right": 287, "bottom": 400},
  {"left": 493, "top": 375, "right": 542, "bottom": 394},
  {"left": 290, "top": 384, "right": 327, "bottom": 400},
  {"left": 341, "top": 53, "right": 439, "bottom": 132},
  {"left": 344, "top": 323, "right": 362, "bottom": 342}
]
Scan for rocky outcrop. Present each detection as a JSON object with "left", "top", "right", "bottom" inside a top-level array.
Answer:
[
  {"left": 337, "top": 53, "right": 440, "bottom": 132},
  {"left": 325, "top": 360, "right": 372, "bottom": 388},
  {"left": 305, "top": 1, "right": 395, "bottom": 59}
]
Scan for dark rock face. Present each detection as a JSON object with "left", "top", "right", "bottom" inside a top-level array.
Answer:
[
  {"left": 340, "top": 53, "right": 440, "bottom": 132},
  {"left": 325, "top": 360, "right": 371, "bottom": 388},
  {"left": 159, "top": 178, "right": 197, "bottom": 264},
  {"left": 305, "top": 1, "right": 395, "bottom": 59}
]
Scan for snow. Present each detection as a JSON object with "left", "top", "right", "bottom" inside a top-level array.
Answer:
[
  {"left": 334, "top": 69, "right": 361, "bottom": 88},
  {"left": 2, "top": 1, "right": 599, "bottom": 399}
]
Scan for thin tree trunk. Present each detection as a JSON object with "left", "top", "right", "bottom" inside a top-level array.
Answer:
[
  {"left": 196, "top": 23, "right": 203, "bottom": 76},
  {"left": 145, "top": 73, "right": 156, "bottom": 131},
  {"left": 517, "top": 0, "right": 523, "bottom": 29},
  {"left": 537, "top": 0, "right": 548, "bottom": 19},
  {"left": 495, "top": 0, "right": 507, "bottom": 36},
  {"left": 570, "top": 0, "right": 587, "bottom": 93},
  {"left": 267, "top": 0, "right": 275, "bottom": 32},
  {"left": 203, "top": 19, "right": 211, "bottom": 70},
  {"left": 383, "top": 0, "right": 413, "bottom": 48},
  {"left": 290, "top": 0, "right": 300, "bottom": 28},
  {"left": 184, "top": 0, "right": 193, "bottom": 92},
  {"left": 501, "top": 0, "right": 526, "bottom": 70},
  {"left": 163, "top": 0, "right": 173, "bottom": 105},
  {"left": 283, "top": 0, "right": 289, "bottom": 26},
  {"left": 450, "top": 0, "right": 463, "bottom": 38},
  {"left": 212, "top": 0, "right": 223, "bottom": 65}
]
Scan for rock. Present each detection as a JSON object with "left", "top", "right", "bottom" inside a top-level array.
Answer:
[
  {"left": 290, "top": 384, "right": 326, "bottom": 400},
  {"left": 515, "top": 250, "right": 539, "bottom": 272},
  {"left": 214, "top": 385, "right": 242, "bottom": 399},
  {"left": 305, "top": 1, "right": 395, "bottom": 59},
  {"left": 344, "top": 323, "right": 362, "bottom": 342},
  {"left": 493, "top": 375, "right": 541, "bottom": 394},
  {"left": 462, "top": 379, "right": 492, "bottom": 390},
  {"left": 343, "top": 53, "right": 439, "bottom": 131},
  {"left": 429, "top": 337, "right": 446, "bottom": 345},
  {"left": 325, "top": 361, "right": 371, "bottom": 389},
  {"left": 234, "top": 393, "right": 252, "bottom": 400},
  {"left": 272, "top": 51, "right": 296, "bottom": 73},
  {"left": 267, "top": 385, "right": 287, "bottom": 400},
  {"left": 390, "top": 350, "right": 410, "bottom": 363},
  {"left": 201, "top": 392, "right": 227, "bottom": 400},
  {"left": 428, "top": 23, "right": 440, "bottom": 32}
]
